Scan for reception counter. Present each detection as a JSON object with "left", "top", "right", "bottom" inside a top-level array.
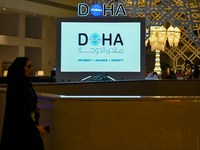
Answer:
[
  {"left": 31, "top": 79, "right": 200, "bottom": 96},
  {"left": 1, "top": 87, "right": 200, "bottom": 150},
  {"left": 1, "top": 79, "right": 200, "bottom": 96}
]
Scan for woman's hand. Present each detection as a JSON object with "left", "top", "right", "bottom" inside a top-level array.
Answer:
[
  {"left": 36, "top": 125, "right": 48, "bottom": 136},
  {"left": 36, "top": 105, "right": 40, "bottom": 113}
]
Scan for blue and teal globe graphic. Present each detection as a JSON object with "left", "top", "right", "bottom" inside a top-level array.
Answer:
[
  {"left": 90, "top": 4, "right": 103, "bottom": 16},
  {"left": 89, "top": 33, "right": 101, "bottom": 46}
]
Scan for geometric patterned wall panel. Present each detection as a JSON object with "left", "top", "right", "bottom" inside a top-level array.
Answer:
[{"left": 84, "top": 0, "right": 200, "bottom": 71}]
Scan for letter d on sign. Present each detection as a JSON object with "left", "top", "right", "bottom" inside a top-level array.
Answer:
[
  {"left": 79, "top": 33, "right": 88, "bottom": 46},
  {"left": 78, "top": 3, "right": 89, "bottom": 16}
]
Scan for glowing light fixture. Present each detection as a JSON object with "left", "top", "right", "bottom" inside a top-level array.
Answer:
[
  {"left": 174, "top": 27, "right": 181, "bottom": 47},
  {"left": 37, "top": 71, "right": 44, "bottom": 76},
  {"left": 146, "top": 25, "right": 181, "bottom": 74},
  {"left": 148, "top": 26, "right": 167, "bottom": 74},
  {"left": 167, "top": 25, "right": 175, "bottom": 47},
  {"left": 3, "top": 70, "right": 8, "bottom": 77},
  {"left": 167, "top": 25, "right": 181, "bottom": 47}
]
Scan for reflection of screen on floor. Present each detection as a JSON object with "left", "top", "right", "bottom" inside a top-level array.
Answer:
[{"left": 56, "top": 17, "right": 145, "bottom": 81}]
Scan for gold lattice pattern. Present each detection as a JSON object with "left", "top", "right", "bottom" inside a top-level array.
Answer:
[{"left": 84, "top": 0, "right": 200, "bottom": 70}]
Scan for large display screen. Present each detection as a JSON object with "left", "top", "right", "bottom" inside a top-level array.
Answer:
[
  {"left": 61, "top": 22, "right": 140, "bottom": 72},
  {"left": 56, "top": 17, "right": 145, "bottom": 82}
]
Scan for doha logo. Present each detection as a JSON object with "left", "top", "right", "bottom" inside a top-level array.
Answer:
[
  {"left": 89, "top": 33, "right": 101, "bottom": 46},
  {"left": 78, "top": 3, "right": 126, "bottom": 17},
  {"left": 78, "top": 33, "right": 124, "bottom": 46},
  {"left": 90, "top": 4, "right": 103, "bottom": 16}
]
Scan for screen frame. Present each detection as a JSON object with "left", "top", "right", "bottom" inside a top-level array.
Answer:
[{"left": 56, "top": 17, "right": 145, "bottom": 82}]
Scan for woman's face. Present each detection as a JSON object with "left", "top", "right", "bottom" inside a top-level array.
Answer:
[{"left": 24, "top": 60, "right": 34, "bottom": 77}]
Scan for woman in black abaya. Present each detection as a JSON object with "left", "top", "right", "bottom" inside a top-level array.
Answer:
[{"left": 0, "top": 57, "right": 47, "bottom": 150}]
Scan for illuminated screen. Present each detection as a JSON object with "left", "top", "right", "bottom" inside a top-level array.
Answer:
[
  {"left": 56, "top": 17, "right": 145, "bottom": 81},
  {"left": 61, "top": 22, "right": 140, "bottom": 72}
]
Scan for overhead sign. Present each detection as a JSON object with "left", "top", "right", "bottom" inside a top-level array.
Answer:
[{"left": 78, "top": 3, "right": 127, "bottom": 17}]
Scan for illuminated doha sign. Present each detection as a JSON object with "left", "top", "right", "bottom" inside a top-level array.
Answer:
[{"left": 78, "top": 3, "right": 127, "bottom": 17}]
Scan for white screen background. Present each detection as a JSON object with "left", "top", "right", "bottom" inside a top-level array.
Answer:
[{"left": 61, "top": 22, "right": 141, "bottom": 72}]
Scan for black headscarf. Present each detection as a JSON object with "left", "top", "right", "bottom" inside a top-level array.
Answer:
[
  {"left": 6, "top": 57, "right": 37, "bottom": 112},
  {"left": 7, "top": 57, "right": 30, "bottom": 86}
]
